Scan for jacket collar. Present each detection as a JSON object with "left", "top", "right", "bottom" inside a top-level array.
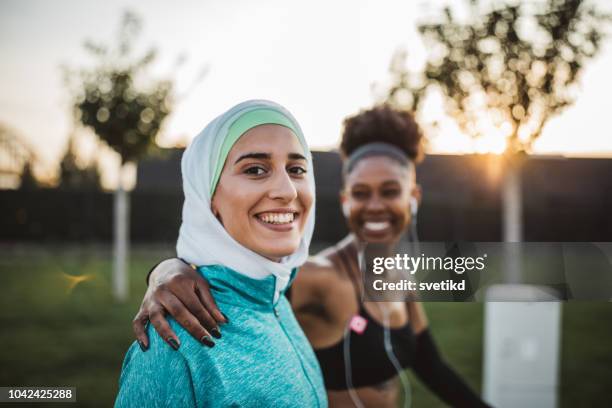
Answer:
[{"left": 198, "top": 265, "right": 297, "bottom": 310}]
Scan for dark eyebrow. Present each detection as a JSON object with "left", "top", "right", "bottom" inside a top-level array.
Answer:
[
  {"left": 234, "top": 152, "right": 270, "bottom": 164},
  {"left": 288, "top": 153, "right": 306, "bottom": 161},
  {"left": 234, "top": 152, "right": 306, "bottom": 164},
  {"left": 351, "top": 180, "right": 400, "bottom": 189}
]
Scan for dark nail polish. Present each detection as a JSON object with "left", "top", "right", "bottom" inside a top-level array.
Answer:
[
  {"left": 210, "top": 327, "right": 222, "bottom": 339},
  {"left": 167, "top": 338, "right": 180, "bottom": 350},
  {"left": 138, "top": 340, "right": 148, "bottom": 352},
  {"left": 221, "top": 313, "right": 230, "bottom": 324},
  {"left": 201, "top": 335, "right": 215, "bottom": 348}
]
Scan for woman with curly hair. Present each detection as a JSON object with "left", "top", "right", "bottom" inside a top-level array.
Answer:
[{"left": 133, "top": 105, "right": 490, "bottom": 407}]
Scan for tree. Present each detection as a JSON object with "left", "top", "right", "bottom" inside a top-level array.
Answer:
[
  {"left": 18, "top": 161, "right": 40, "bottom": 191},
  {"left": 384, "top": 0, "right": 610, "bottom": 281},
  {"left": 58, "top": 134, "right": 102, "bottom": 191},
  {"left": 69, "top": 11, "right": 173, "bottom": 300}
]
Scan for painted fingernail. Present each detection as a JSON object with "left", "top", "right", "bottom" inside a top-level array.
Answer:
[
  {"left": 167, "top": 338, "right": 180, "bottom": 351},
  {"left": 201, "top": 335, "right": 215, "bottom": 348},
  {"left": 210, "top": 327, "right": 222, "bottom": 339},
  {"left": 221, "top": 313, "right": 229, "bottom": 324},
  {"left": 138, "top": 340, "right": 148, "bottom": 352}
]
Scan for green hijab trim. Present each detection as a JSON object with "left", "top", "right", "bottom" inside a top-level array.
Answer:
[{"left": 210, "top": 108, "right": 300, "bottom": 196}]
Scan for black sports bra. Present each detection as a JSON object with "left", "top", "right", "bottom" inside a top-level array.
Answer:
[
  {"left": 314, "top": 301, "right": 416, "bottom": 390},
  {"left": 289, "top": 243, "right": 417, "bottom": 390}
]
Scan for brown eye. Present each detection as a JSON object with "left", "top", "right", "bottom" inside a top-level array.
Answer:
[
  {"left": 381, "top": 188, "right": 400, "bottom": 198},
  {"left": 351, "top": 190, "right": 369, "bottom": 200},
  {"left": 288, "top": 166, "right": 307, "bottom": 176},
  {"left": 244, "top": 166, "right": 267, "bottom": 176}
]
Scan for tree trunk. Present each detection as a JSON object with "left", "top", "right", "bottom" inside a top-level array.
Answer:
[
  {"left": 502, "top": 156, "right": 522, "bottom": 283},
  {"left": 112, "top": 164, "right": 130, "bottom": 301}
]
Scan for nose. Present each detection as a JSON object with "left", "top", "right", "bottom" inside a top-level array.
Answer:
[
  {"left": 267, "top": 169, "right": 298, "bottom": 202},
  {"left": 364, "top": 194, "right": 385, "bottom": 212}
]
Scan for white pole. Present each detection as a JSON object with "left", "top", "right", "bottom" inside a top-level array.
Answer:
[
  {"left": 113, "top": 164, "right": 129, "bottom": 301},
  {"left": 502, "top": 158, "right": 522, "bottom": 283},
  {"left": 485, "top": 156, "right": 562, "bottom": 408}
]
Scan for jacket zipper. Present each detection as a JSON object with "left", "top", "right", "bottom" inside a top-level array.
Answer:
[{"left": 274, "top": 305, "right": 323, "bottom": 408}]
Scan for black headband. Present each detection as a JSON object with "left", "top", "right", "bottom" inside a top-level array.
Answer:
[{"left": 344, "top": 142, "right": 410, "bottom": 175}]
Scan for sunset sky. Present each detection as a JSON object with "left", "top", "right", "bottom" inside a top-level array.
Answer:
[{"left": 1, "top": 0, "right": 611, "bottom": 187}]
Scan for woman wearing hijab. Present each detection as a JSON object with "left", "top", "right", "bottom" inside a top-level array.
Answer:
[
  {"left": 133, "top": 106, "right": 490, "bottom": 407},
  {"left": 115, "top": 100, "right": 327, "bottom": 408}
]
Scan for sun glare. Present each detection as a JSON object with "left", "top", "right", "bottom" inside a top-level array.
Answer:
[
  {"left": 474, "top": 134, "right": 508, "bottom": 154},
  {"left": 467, "top": 119, "right": 510, "bottom": 154},
  {"left": 62, "top": 273, "right": 94, "bottom": 294}
]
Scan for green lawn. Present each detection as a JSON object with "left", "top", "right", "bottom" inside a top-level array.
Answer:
[{"left": 1, "top": 245, "right": 610, "bottom": 407}]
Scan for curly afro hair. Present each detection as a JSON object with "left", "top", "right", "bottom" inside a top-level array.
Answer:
[{"left": 340, "top": 105, "right": 424, "bottom": 163}]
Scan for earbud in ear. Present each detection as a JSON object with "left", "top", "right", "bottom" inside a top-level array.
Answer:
[
  {"left": 410, "top": 197, "right": 418, "bottom": 217},
  {"left": 342, "top": 201, "right": 350, "bottom": 218}
]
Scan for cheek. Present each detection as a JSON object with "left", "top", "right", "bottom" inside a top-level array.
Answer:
[
  {"left": 297, "top": 181, "right": 314, "bottom": 214},
  {"left": 214, "top": 184, "right": 259, "bottom": 223},
  {"left": 390, "top": 198, "right": 411, "bottom": 225},
  {"left": 345, "top": 200, "right": 362, "bottom": 224}
]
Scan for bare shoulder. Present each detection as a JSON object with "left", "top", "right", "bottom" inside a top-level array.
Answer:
[
  {"left": 289, "top": 250, "right": 346, "bottom": 310},
  {"left": 294, "top": 256, "right": 339, "bottom": 289},
  {"left": 304, "top": 254, "right": 335, "bottom": 271}
]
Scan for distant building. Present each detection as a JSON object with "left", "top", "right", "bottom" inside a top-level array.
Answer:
[
  {"left": 2, "top": 148, "right": 611, "bottom": 243},
  {"left": 136, "top": 149, "right": 612, "bottom": 242},
  {"left": 136, "top": 148, "right": 184, "bottom": 192}
]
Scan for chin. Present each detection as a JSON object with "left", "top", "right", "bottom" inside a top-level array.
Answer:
[
  {"left": 258, "top": 242, "right": 301, "bottom": 260},
  {"left": 359, "top": 230, "right": 403, "bottom": 244},
  {"left": 362, "top": 235, "right": 392, "bottom": 244}
]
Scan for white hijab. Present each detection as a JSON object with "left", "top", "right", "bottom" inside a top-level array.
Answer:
[{"left": 176, "top": 100, "right": 315, "bottom": 302}]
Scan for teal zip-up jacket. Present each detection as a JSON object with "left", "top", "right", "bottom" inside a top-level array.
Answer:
[{"left": 115, "top": 265, "right": 327, "bottom": 408}]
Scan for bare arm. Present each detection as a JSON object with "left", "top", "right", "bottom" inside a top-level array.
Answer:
[
  {"left": 132, "top": 258, "right": 227, "bottom": 351},
  {"left": 408, "top": 302, "right": 492, "bottom": 407}
]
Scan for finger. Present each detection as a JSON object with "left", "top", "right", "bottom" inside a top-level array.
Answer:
[
  {"left": 148, "top": 306, "right": 181, "bottom": 351},
  {"left": 158, "top": 291, "right": 215, "bottom": 348},
  {"left": 195, "top": 278, "right": 228, "bottom": 324},
  {"left": 132, "top": 310, "right": 150, "bottom": 351},
  {"left": 175, "top": 288, "right": 222, "bottom": 339}
]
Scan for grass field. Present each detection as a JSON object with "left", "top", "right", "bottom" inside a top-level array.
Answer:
[{"left": 1, "top": 245, "right": 611, "bottom": 407}]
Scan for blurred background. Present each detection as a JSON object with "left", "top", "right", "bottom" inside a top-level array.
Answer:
[{"left": 1, "top": 0, "right": 611, "bottom": 406}]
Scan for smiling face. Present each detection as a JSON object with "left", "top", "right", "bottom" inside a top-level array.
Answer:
[
  {"left": 341, "top": 155, "right": 416, "bottom": 243},
  {"left": 211, "top": 124, "right": 313, "bottom": 261}
]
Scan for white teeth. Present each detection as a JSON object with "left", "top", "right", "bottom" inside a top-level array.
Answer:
[
  {"left": 258, "top": 212, "right": 295, "bottom": 225},
  {"left": 364, "top": 221, "right": 390, "bottom": 231}
]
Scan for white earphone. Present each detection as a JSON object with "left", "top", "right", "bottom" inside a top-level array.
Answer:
[
  {"left": 342, "top": 201, "right": 350, "bottom": 218},
  {"left": 410, "top": 197, "right": 418, "bottom": 217}
]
